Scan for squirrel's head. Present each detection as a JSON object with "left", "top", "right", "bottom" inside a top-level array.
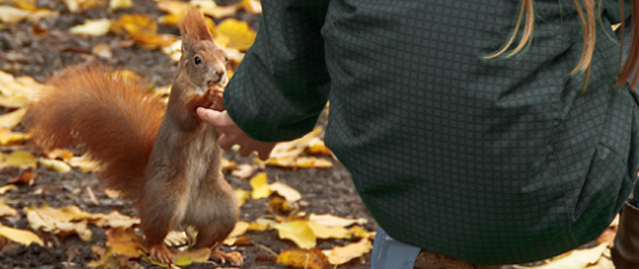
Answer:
[{"left": 179, "top": 7, "right": 228, "bottom": 94}]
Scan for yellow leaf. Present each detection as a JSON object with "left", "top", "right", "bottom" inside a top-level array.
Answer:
[
  {"left": 274, "top": 221, "right": 316, "bottom": 249},
  {"left": 111, "top": 14, "right": 157, "bottom": 36},
  {"left": 0, "top": 107, "right": 27, "bottom": 129},
  {"left": 91, "top": 211, "right": 140, "bottom": 229},
  {"left": 0, "top": 129, "right": 29, "bottom": 146},
  {"left": 277, "top": 248, "right": 330, "bottom": 269},
  {"left": 0, "top": 224, "right": 43, "bottom": 246},
  {"left": 215, "top": 18, "right": 256, "bottom": 51},
  {"left": 0, "top": 94, "right": 29, "bottom": 108},
  {"left": 247, "top": 222, "right": 269, "bottom": 232},
  {"left": 250, "top": 172, "right": 273, "bottom": 199},
  {"left": 269, "top": 182, "right": 302, "bottom": 203},
  {"left": 69, "top": 18, "right": 113, "bottom": 36},
  {"left": 516, "top": 243, "right": 609, "bottom": 269},
  {"left": 92, "top": 43, "right": 113, "bottom": 60},
  {"left": 192, "top": 0, "right": 238, "bottom": 19},
  {"left": 87, "top": 247, "right": 120, "bottom": 268},
  {"left": 306, "top": 137, "right": 332, "bottom": 156},
  {"left": 0, "top": 150, "right": 36, "bottom": 169},
  {"left": 308, "top": 221, "right": 350, "bottom": 240},
  {"left": 68, "top": 154, "right": 102, "bottom": 172},
  {"left": 174, "top": 248, "right": 211, "bottom": 266},
  {"left": 234, "top": 188, "right": 249, "bottom": 208},
  {"left": 221, "top": 157, "right": 236, "bottom": 171},
  {"left": 231, "top": 164, "right": 255, "bottom": 179},
  {"left": 62, "top": 0, "right": 105, "bottom": 12},
  {"left": 326, "top": 238, "right": 372, "bottom": 265},
  {"left": 309, "top": 214, "right": 368, "bottom": 228},
  {"left": 156, "top": 0, "right": 190, "bottom": 15},
  {"left": 0, "top": 6, "right": 30, "bottom": 24},
  {"left": 240, "top": 0, "right": 262, "bottom": 14},
  {"left": 109, "top": 0, "right": 132, "bottom": 11},
  {"left": 47, "top": 149, "right": 74, "bottom": 160},
  {"left": 224, "top": 221, "right": 249, "bottom": 245},
  {"left": 38, "top": 158, "right": 72, "bottom": 173},
  {"left": 349, "top": 226, "right": 375, "bottom": 239},
  {"left": 0, "top": 184, "right": 17, "bottom": 194},
  {"left": 0, "top": 201, "right": 17, "bottom": 217},
  {"left": 106, "top": 227, "right": 147, "bottom": 258},
  {"left": 268, "top": 196, "right": 296, "bottom": 216},
  {"left": 26, "top": 205, "right": 94, "bottom": 241}
]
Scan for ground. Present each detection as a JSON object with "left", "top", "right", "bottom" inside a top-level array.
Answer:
[{"left": 0, "top": 0, "right": 375, "bottom": 268}]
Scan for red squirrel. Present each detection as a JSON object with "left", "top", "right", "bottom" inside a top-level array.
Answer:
[{"left": 24, "top": 8, "right": 241, "bottom": 265}]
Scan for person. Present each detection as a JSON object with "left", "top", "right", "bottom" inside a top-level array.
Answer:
[{"left": 197, "top": 0, "right": 639, "bottom": 268}]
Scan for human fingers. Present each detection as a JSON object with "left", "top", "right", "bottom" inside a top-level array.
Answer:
[
  {"left": 197, "top": 107, "right": 229, "bottom": 128},
  {"left": 217, "top": 133, "right": 234, "bottom": 150},
  {"left": 256, "top": 143, "right": 276, "bottom": 161}
]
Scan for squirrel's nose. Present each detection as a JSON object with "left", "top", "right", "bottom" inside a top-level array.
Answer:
[{"left": 207, "top": 70, "right": 225, "bottom": 86}]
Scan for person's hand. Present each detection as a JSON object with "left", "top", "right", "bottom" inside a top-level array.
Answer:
[{"left": 197, "top": 107, "right": 277, "bottom": 160}]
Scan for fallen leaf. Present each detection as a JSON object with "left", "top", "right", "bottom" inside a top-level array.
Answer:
[
  {"left": 274, "top": 221, "right": 316, "bottom": 249},
  {"left": 69, "top": 18, "right": 113, "bottom": 36},
  {"left": 268, "top": 196, "right": 296, "bottom": 216},
  {"left": 0, "top": 94, "right": 29, "bottom": 108},
  {"left": 0, "top": 6, "right": 30, "bottom": 24},
  {"left": 517, "top": 243, "right": 609, "bottom": 269},
  {"left": 247, "top": 222, "right": 269, "bottom": 232},
  {"left": 597, "top": 228, "right": 616, "bottom": 247},
  {"left": 0, "top": 184, "right": 17, "bottom": 194},
  {"left": 0, "top": 129, "right": 29, "bottom": 146},
  {"left": 214, "top": 18, "right": 256, "bottom": 51},
  {"left": 277, "top": 248, "right": 330, "bottom": 269},
  {"left": 92, "top": 43, "right": 113, "bottom": 60},
  {"left": 103, "top": 188, "right": 121, "bottom": 199},
  {"left": 62, "top": 0, "right": 105, "bottom": 12},
  {"left": 240, "top": 0, "right": 262, "bottom": 14},
  {"left": 156, "top": 0, "right": 190, "bottom": 15},
  {"left": 91, "top": 211, "right": 140, "bottom": 229},
  {"left": 0, "top": 150, "right": 37, "bottom": 170},
  {"left": 192, "top": 0, "right": 238, "bottom": 19},
  {"left": 68, "top": 154, "right": 101, "bottom": 172},
  {"left": 0, "top": 224, "right": 43, "bottom": 246},
  {"left": 0, "top": 107, "right": 28, "bottom": 129},
  {"left": 106, "top": 227, "right": 147, "bottom": 258},
  {"left": 349, "top": 226, "right": 375, "bottom": 239},
  {"left": 109, "top": 0, "right": 132, "bottom": 11},
  {"left": 309, "top": 214, "right": 368, "bottom": 228},
  {"left": 586, "top": 248, "right": 614, "bottom": 269},
  {"left": 269, "top": 182, "right": 302, "bottom": 203},
  {"left": 26, "top": 205, "right": 94, "bottom": 241},
  {"left": 306, "top": 137, "right": 332, "bottom": 156},
  {"left": 7, "top": 170, "right": 38, "bottom": 185},
  {"left": 231, "top": 164, "right": 255, "bottom": 179},
  {"left": 221, "top": 157, "right": 236, "bottom": 171},
  {"left": 87, "top": 246, "right": 120, "bottom": 268},
  {"left": 110, "top": 14, "right": 157, "bottom": 37},
  {"left": 234, "top": 188, "right": 249, "bottom": 208},
  {"left": 0, "top": 201, "right": 17, "bottom": 217},
  {"left": 224, "top": 221, "right": 249, "bottom": 245},
  {"left": 250, "top": 172, "right": 273, "bottom": 199},
  {"left": 174, "top": 248, "right": 211, "bottom": 266},
  {"left": 308, "top": 221, "right": 350, "bottom": 240},
  {"left": 38, "top": 158, "right": 72, "bottom": 173},
  {"left": 326, "top": 238, "right": 372, "bottom": 265}
]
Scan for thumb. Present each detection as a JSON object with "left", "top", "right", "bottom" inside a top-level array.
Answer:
[{"left": 197, "top": 107, "right": 225, "bottom": 127}]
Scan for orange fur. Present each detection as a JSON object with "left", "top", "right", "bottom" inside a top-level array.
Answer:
[{"left": 24, "top": 66, "right": 165, "bottom": 200}]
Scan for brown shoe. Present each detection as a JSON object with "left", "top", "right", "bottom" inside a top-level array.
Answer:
[
  {"left": 611, "top": 202, "right": 639, "bottom": 269},
  {"left": 413, "top": 250, "right": 500, "bottom": 269}
]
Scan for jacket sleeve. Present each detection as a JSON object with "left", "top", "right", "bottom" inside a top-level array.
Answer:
[
  {"left": 223, "top": 0, "right": 331, "bottom": 142},
  {"left": 602, "top": 0, "right": 631, "bottom": 23}
]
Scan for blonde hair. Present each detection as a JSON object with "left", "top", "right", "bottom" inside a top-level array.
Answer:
[{"left": 485, "top": 0, "right": 639, "bottom": 91}]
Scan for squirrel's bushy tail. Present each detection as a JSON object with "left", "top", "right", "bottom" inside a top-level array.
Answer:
[{"left": 24, "top": 66, "right": 165, "bottom": 199}]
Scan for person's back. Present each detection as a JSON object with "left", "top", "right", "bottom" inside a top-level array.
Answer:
[{"left": 202, "top": 0, "right": 639, "bottom": 267}]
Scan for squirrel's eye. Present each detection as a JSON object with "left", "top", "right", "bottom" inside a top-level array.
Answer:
[{"left": 194, "top": 56, "right": 202, "bottom": 65}]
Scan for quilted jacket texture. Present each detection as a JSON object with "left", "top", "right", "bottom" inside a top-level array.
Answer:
[{"left": 223, "top": 0, "right": 639, "bottom": 264}]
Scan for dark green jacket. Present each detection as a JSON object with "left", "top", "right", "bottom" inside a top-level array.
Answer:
[{"left": 224, "top": 0, "right": 639, "bottom": 265}]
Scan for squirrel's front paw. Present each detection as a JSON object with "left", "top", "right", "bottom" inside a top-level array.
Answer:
[{"left": 204, "top": 88, "right": 225, "bottom": 110}]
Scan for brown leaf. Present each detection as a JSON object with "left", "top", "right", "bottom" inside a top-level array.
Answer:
[
  {"left": 326, "top": 238, "right": 372, "bottom": 265},
  {"left": 7, "top": 170, "right": 37, "bottom": 185},
  {"left": 268, "top": 196, "right": 296, "bottom": 216},
  {"left": 277, "top": 248, "right": 330, "bottom": 269},
  {"left": 106, "top": 227, "right": 147, "bottom": 258}
]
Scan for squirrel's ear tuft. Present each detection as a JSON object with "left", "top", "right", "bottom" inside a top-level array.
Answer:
[{"left": 179, "top": 7, "right": 214, "bottom": 44}]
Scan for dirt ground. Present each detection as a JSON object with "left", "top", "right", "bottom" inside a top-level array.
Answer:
[{"left": 0, "top": 0, "right": 376, "bottom": 268}]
